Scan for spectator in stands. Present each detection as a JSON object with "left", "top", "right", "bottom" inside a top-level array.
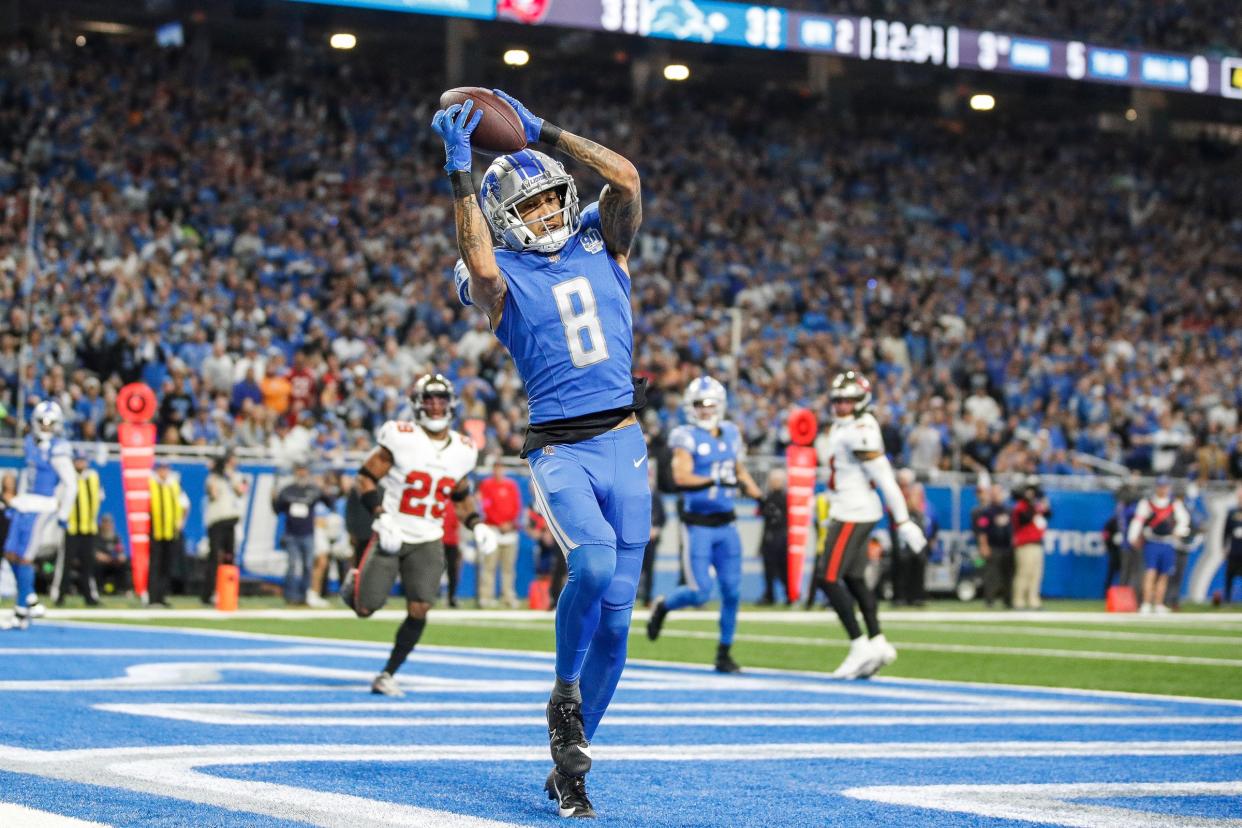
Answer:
[
  {"left": 1011, "top": 475, "right": 1051, "bottom": 610},
  {"left": 476, "top": 459, "right": 521, "bottom": 609},
  {"left": 0, "top": 34, "right": 1239, "bottom": 495},
  {"left": 1223, "top": 486, "right": 1242, "bottom": 604}
]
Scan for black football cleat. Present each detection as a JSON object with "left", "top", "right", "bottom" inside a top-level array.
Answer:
[
  {"left": 545, "top": 769, "right": 596, "bottom": 819},
  {"left": 715, "top": 644, "right": 741, "bottom": 674},
  {"left": 546, "top": 698, "right": 592, "bottom": 777},
  {"left": 646, "top": 597, "right": 668, "bottom": 641}
]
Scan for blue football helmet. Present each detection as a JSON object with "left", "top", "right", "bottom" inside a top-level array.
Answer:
[
  {"left": 480, "top": 149, "right": 581, "bottom": 254},
  {"left": 684, "top": 376, "right": 727, "bottom": 431}
]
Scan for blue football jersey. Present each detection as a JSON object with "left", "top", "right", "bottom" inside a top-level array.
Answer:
[
  {"left": 494, "top": 202, "right": 634, "bottom": 424},
  {"left": 669, "top": 422, "right": 743, "bottom": 514},
  {"left": 24, "top": 435, "right": 69, "bottom": 497}
]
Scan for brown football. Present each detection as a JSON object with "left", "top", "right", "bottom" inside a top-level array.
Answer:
[{"left": 438, "top": 87, "right": 526, "bottom": 153}]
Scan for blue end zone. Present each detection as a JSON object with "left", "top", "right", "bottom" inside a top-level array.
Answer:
[{"left": 0, "top": 623, "right": 1238, "bottom": 826}]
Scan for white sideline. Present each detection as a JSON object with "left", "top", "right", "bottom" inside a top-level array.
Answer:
[{"left": 42, "top": 607, "right": 1242, "bottom": 625}]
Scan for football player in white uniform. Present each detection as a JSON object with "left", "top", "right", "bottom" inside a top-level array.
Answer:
[
  {"left": 343, "top": 374, "right": 499, "bottom": 696},
  {"left": 818, "top": 372, "right": 926, "bottom": 679}
]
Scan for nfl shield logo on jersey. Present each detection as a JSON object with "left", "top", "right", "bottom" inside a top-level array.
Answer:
[{"left": 581, "top": 228, "right": 605, "bottom": 254}]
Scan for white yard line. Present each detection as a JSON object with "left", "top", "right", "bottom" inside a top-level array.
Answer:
[
  {"left": 844, "top": 781, "right": 1242, "bottom": 828},
  {"left": 92, "top": 703, "right": 1242, "bottom": 728},
  {"left": 0, "top": 804, "right": 111, "bottom": 828},
  {"left": 881, "top": 622, "right": 1242, "bottom": 646}
]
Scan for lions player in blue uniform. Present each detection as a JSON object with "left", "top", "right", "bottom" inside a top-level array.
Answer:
[
  {"left": 3, "top": 402, "right": 77, "bottom": 630},
  {"left": 432, "top": 90, "right": 647, "bottom": 818},
  {"left": 646, "top": 377, "right": 762, "bottom": 673}
]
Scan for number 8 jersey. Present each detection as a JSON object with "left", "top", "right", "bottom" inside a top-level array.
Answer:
[
  {"left": 493, "top": 201, "right": 635, "bottom": 424},
  {"left": 376, "top": 420, "right": 479, "bottom": 543}
]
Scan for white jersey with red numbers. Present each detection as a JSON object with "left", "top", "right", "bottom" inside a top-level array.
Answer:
[
  {"left": 377, "top": 420, "right": 479, "bottom": 543},
  {"left": 820, "top": 413, "right": 886, "bottom": 523}
]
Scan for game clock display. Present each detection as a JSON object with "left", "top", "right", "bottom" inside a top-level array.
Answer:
[{"left": 499, "top": 0, "right": 1239, "bottom": 100}]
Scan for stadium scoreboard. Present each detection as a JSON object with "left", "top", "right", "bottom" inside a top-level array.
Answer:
[{"left": 287, "top": 0, "right": 1242, "bottom": 100}]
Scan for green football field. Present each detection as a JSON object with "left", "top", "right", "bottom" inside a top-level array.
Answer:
[{"left": 63, "top": 597, "right": 1242, "bottom": 701}]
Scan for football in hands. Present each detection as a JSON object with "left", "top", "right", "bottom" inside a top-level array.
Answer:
[{"left": 439, "top": 87, "right": 526, "bottom": 153}]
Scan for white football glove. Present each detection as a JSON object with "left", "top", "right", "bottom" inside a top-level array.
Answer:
[
  {"left": 372, "top": 512, "right": 404, "bottom": 554},
  {"left": 473, "top": 523, "right": 500, "bottom": 558},
  {"left": 896, "top": 520, "right": 928, "bottom": 555}
]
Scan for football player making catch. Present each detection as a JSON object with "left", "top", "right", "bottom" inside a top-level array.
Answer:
[
  {"left": 646, "top": 376, "right": 762, "bottom": 673},
  {"left": 818, "top": 372, "right": 927, "bottom": 679},
  {"left": 432, "top": 91, "right": 648, "bottom": 818},
  {"left": 342, "top": 374, "right": 499, "bottom": 696}
]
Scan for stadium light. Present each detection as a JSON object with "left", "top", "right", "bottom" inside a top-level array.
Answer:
[
  {"left": 329, "top": 33, "right": 357, "bottom": 50},
  {"left": 664, "top": 64, "right": 690, "bottom": 81},
  {"left": 503, "top": 49, "right": 530, "bottom": 67},
  {"left": 969, "top": 93, "right": 996, "bottom": 111}
]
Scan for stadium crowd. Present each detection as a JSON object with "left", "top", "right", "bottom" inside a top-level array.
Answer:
[
  {"left": 782, "top": 0, "right": 1240, "bottom": 56},
  {"left": 0, "top": 37, "right": 1240, "bottom": 484}
]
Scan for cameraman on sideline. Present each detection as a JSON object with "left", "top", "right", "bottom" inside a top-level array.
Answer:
[{"left": 1011, "top": 475, "right": 1052, "bottom": 610}]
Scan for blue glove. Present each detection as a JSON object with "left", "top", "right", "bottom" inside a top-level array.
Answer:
[
  {"left": 430, "top": 100, "right": 483, "bottom": 174},
  {"left": 493, "top": 89, "right": 543, "bottom": 145}
]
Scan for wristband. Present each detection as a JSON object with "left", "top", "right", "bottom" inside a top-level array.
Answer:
[
  {"left": 539, "top": 122, "right": 563, "bottom": 146},
  {"left": 360, "top": 488, "right": 382, "bottom": 515},
  {"left": 463, "top": 512, "right": 482, "bottom": 531},
  {"left": 449, "top": 170, "right": 474, "bottom": 200}
]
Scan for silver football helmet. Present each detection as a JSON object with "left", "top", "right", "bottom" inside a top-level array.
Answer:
[
  {"left": 683, "top": 376, "right": 727, "bottom": 431},
  {"left": 31, "top": 400, "right": 64, "bottom": 440},
  {"left": 479, "top": 149, "right": 581, "bottom": 254},
  {"left": 830, "top": 371, "right": 873, "bottom": 421},
  {"left": 411, "top": 373, "right": 457, "bottom": 433}
]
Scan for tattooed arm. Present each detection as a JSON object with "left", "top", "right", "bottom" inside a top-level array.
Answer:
[
  {"left": 432, "top": 101, "right": 507, "bottom": 328},
  {"left": 454, "top": 193, "right": 506, "bottom": 328},
  {"left": 551, "top": 131, "right": 642, "bottom": 270}
]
